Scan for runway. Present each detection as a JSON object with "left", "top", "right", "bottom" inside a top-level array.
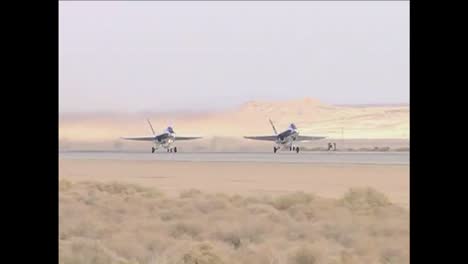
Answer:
[{"left": 59, "top": 151, "right": 409, "bottom": 165}]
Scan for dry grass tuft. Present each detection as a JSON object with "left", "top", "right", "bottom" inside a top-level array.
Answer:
[
  {"left": 340, "top": 187, "right": 391, "bottom": 213},
  {"left": 271, "top": 192, "right": 315, "bottom": 210},
  {"left": 60, "top": 181, "right": 408, "bottom": 264},
  {"left": 179, "top": 243, "right": 225, "bottom": 264},
  {"left": 289, "top": 245, "right": 323, "bottom": 264}
]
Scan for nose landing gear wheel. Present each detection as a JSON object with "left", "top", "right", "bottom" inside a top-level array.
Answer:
[
  {"left": 174, "top": 147, "right": 177, "bottom": 153},
  {"left": 296, "top": 147, "right": 300, "bottom": 153},
  {"left": 151, "top": 147, "right": 155, "bottom": 153},
  {"left": 273, "top": 147, "right": 278, "bottom": 153}
]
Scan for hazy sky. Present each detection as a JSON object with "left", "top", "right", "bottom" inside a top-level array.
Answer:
[{"left": 59, "top": 1, "right": 409, "bottom": 113}]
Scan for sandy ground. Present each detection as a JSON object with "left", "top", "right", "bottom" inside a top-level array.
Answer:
[{"left": 59, "top": 158, "right": 409, "bottom": 208}]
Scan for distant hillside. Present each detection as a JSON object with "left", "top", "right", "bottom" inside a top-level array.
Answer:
[{"left": 59, "top": 97, "right": 409, "bottom": 145}]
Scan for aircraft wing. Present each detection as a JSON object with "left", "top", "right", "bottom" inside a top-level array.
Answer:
[
  {"left": 120, "top": 136, "right": 156, "bottom": 141},
  {"left": 244, "top": 135, "right": 277, "bottom": 141},
  {"left": 295, "top": 135, "right": 326, "bottom": 142},
  {"left": 175, "top": 136, "right": 203, "bottom": 141}
]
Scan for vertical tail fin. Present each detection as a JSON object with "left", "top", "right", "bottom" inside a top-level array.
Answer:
[
  {"left": 269, "top": 119, "right": 278, "bottom": 135},
  {"left": 146, "top": 119, "right": 156, "bottom": 135}
]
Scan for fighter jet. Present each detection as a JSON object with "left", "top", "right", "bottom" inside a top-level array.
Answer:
[
  {"left": 121, "top": 119, "right": 202, "bottom": 153},
  {"left": 244, "top": 119, "right": 325, "bottom": 153}
]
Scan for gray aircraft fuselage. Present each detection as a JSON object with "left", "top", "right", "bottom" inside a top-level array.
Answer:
[
  {"left": 275, "top": 129, "right": 299, "bottom": 149},
  {"left": 153, "top": 127, "right": 176, "bottom": 149}
]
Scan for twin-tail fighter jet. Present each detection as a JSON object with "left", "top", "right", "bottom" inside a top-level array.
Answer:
[
  {"left": 121, "top": 119, "right": 202, "bottom": 153},
  {"left": 244, "top": 119, "right": 326, "bottom": 153}
]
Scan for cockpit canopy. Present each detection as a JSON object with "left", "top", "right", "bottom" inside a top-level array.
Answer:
[
  {"left": 166, "top": 126, "right": 175, "bottom": 134},
  {"left": 289, "top": 123, "right": 297, "bottom": 130}
]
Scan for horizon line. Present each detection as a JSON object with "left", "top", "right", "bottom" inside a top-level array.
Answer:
[{"left": 59, "top": 101, "right": 409, "bottom": 115}]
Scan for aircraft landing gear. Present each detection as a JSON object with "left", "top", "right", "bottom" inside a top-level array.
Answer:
[
  {"left": 273, "top": 147, "right": 278, "bottom": 153},
  {"left": 166, "top": 147, "right": 177, "bottom": 153},
  {"left": 296, "top": 146, "right": 300, "bottom": 153},
  {"left": 151, "top": 147, "right": 155, "bottom": 153}
]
